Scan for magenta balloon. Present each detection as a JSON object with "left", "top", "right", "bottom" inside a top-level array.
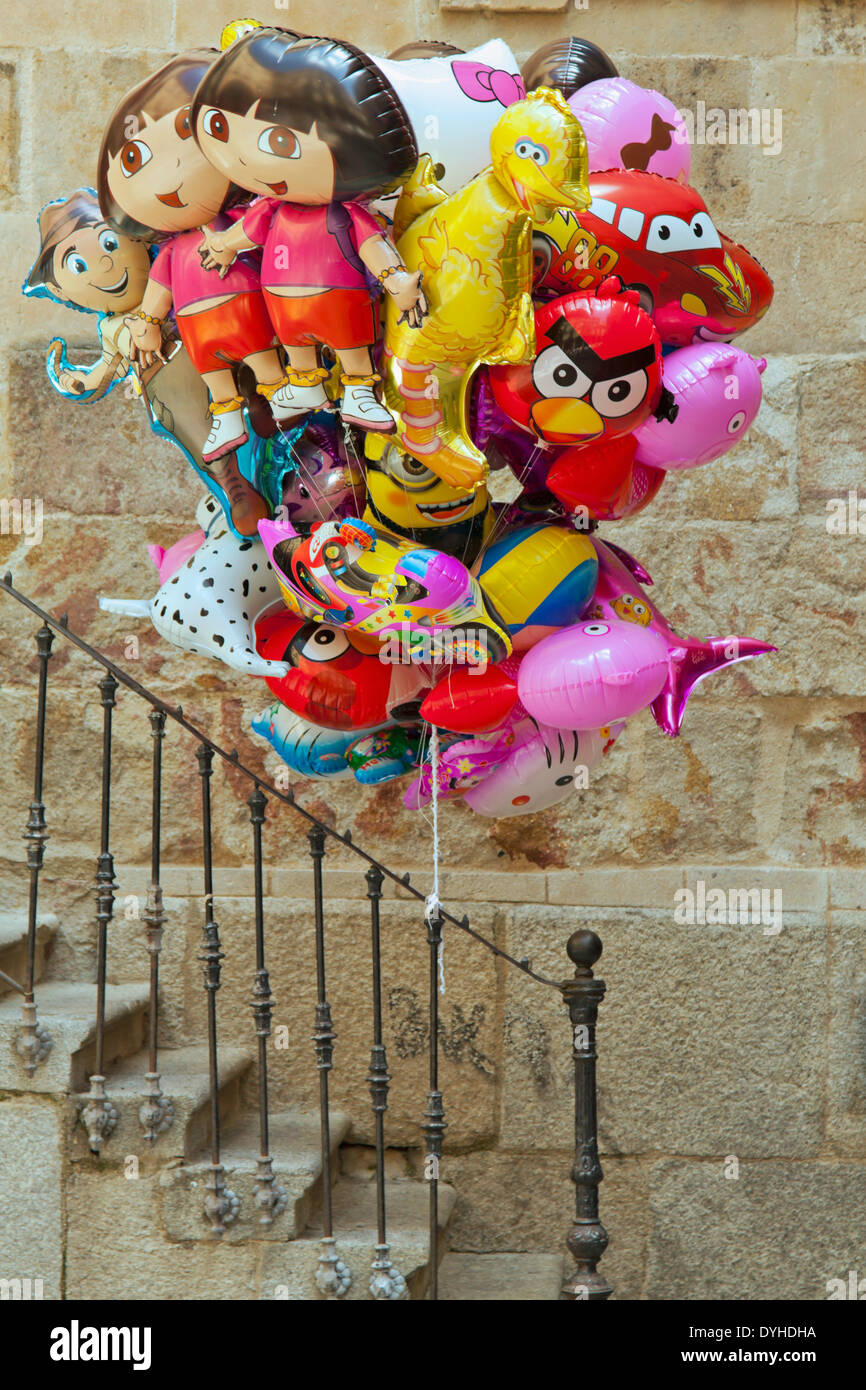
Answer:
[
  {"left": 633, "top": 344, "right": 766, "bottom": 471},
  {"left": 568, "top": 77, "right": 690, "bottom": 181},
  {"left": 517, "top": 617, "right": 669, "bottom": 728}
]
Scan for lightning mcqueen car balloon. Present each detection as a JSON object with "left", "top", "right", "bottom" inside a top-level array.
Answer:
[{"left": 533, "top": 169, "right": 774, "bottom": 345}]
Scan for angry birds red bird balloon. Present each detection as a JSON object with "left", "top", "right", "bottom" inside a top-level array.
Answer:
[
  {"left": 486, "top": 278, "right": 664, "bottom": 448},
  {"left": 255, "top": 610, "right": 394, "bottom": 732}
]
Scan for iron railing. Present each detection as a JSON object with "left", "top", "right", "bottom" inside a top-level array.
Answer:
[{"left": 0, "top": 570, "right": 612, "bottom": 1301}]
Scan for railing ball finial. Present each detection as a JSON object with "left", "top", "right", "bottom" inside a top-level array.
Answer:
[{"left": 566, "top": 929, "right": 603, "bottom": 972}]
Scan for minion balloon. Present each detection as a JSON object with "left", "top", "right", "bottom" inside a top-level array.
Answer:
[{"left": 383, "top": 88, "right": 590, "bottom": 490}]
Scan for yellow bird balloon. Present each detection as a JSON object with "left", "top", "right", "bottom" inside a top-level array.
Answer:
[{"left": 382, "top": 88, "right": 590, "bottom": 490}]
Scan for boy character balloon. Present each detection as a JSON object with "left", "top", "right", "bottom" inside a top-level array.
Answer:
[
  {"left": 191, "top": 29, "right": 426, "bottom": 434},
  {"left": 23, "top": 187, "right": 266, "bottom": 536},
  {"left": 97, "top": 50, "right": 299, "bottom": 485}
]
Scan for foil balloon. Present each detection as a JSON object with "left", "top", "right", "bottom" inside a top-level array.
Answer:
[
  {"left": 544, "top": 435, "right": 667, "bottom": 521},
  {"left": 521, "top": 38, "right": 618, "bottom": 99},
  {"left": 518, "top": 616, "right": 670, "bottom": 728},
  {"left": 591, "top": 539, "right": 776, "bottom": 735},
  {"left": 382, "top": 88, "right": 591, "bottom": 489},
  {"left": 252, "top": 702, "right": 384, "bottom": 779},
  {"left": 346, "top": 725, "right": 422, "bottom": 785},
  {"left": 632, "top": 343, "right": 766, "bottom": 469},
  {"left": 147, "top": 530, "right": 206, "bottom": 586},
  {"left": 362, "top": 435, "right": 495, "bottom": 565},
  {"left": 258, "top": 515, "right": 512, "bottom": 661},
  {"left": 569, "top": 78, "right": 691, "bottom": 182},
  {"left": 476, "top": 524, "right": 598, "bottom": 649},
  {"left": 533, "top": 171, "right": 774, "bottom": 345},
  {"left": 487, "top": 280, "right": 665, "bottom": 447},
  {"left": 100, "top": 516, "right": 288, "bottom": 678},
  {"left": 464, "top": 720, "right": 623, "bottom": 817},
  {"left": 254, "top": 610, "right": 395, "bottom": 731},
  {"left": 275, "top": 424, "right": 368, "bottom": 534},
  {"left": 372, "top": 39, "right": 525, "bottom": 199}
]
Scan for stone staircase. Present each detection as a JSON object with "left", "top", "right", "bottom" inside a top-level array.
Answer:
[{"left": 0, "top": 906, "right": 564, "bottom": 1300}]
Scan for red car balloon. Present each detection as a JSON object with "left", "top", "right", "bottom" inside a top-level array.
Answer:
[
  {"left": 533, "top": 170, "right": 774, "bottom": 346},
  {"left": 255, "top": 611, "right": 393, "bottom": 731},
  {"left": 487, "top": 278, "right": 664, "bottom": 447}
]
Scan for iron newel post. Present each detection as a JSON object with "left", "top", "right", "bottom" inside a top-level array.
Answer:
[{"left": 560, "top": 929, "right": 612, "bottom": 1301}]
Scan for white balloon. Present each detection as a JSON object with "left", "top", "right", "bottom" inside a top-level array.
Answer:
[{"left": 464, "top": 723, "right": 615, "bottom": 818}]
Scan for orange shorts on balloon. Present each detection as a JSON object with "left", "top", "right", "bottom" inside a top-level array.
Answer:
[
  {"left": 264, "top": 287, "right": 378, "bottom": 351},
  {"left": 179, "top": 292, "right": 276, "bottom": 374}
]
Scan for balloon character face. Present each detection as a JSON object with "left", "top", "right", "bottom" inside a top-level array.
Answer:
[
  {"left": 611, "top": 591, "right": 653, "bottom": 625},
  {"left": 568, "top": 78, "right": 691, "bottom": 182},
  {"left": 362, "top": 438, "right": 492, "bottom": 561},
  {"left": 488, "top": 283, "right": 662, "bottom": 445},
  {"left": 33, "top": 211, "right": 152, "bottom": 315},
  {"left": 490, "top": 88, "right": 592, "bottom": 218},
  {"left": 255, "top": 610, "right": 393, "bottom": 730},
  {"left": 633, "top": 343, "right": 766, "bottom": 470},
  {"left": 534, "top": 171, "right": 773, "bottom": 345},
  {"left": 101, "top": 69, "right": 230, "bottom": 235}
]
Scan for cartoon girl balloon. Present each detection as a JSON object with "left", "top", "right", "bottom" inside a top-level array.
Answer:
[
  {"left": 191, "top": 29, "right": 427, "bottom": 433},
  {"left": 97, "top": 49, "right": 301, "bottom": 476}
]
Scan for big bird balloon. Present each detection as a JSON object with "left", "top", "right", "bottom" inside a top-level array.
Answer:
[{"left": 383, "top": 88, "right": 590, "bottom": 489}]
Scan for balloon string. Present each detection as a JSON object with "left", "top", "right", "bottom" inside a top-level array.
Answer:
[{"left": 424, "top": 723, "right": 444, "bottom": 995}]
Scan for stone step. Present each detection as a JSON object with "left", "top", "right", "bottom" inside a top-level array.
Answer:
[
  {"left": 160, "top": 1106, "right": 353, "bottom": 1243},
  {"left": 438, "top": 1252, "right": 565, "bottom": 1301},
  {"left": 263, "top": 1176, "right": 458, "bottom": 1301},
  {"left": 0, "top": 910, "right": 58, "bottom": 998},
  {"left": 69, "top": 1044, "right": 254, "bottom": 1161},
  {"left": 0, "top": 980, "right": 149, "bottom": 1094}
]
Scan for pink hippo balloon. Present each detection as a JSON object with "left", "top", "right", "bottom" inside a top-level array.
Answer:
[
  {"left": 633, "top": 344, "right": 766, "bottom": 470},
  {"left": 591, "top": 539, "right": 775, "bottom": 736},
  {"left": 518, "top": 615, "right": 670, "bottom": 729},
  {"left": 147, "top": 529, "right": 205, "bottom": 585},
  {"left": 569, "top": 77, "right": 691, "bottom": 181}
]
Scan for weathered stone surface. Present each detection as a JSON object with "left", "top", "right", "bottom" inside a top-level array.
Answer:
[
  {"left": 0, "top": 1095, "right": 64, "bottom": 1299},
  {"left": 646, "top": 1159, "right": 866, "bottom": 1300},
  {"left": 0, "top": 62, "right": 20, "bottom": 207},
  {"left": 65, "top": 1169, "right": 260, "bottom": 1299},
  {"left": 441, "top": 1150, "right": 649, "bottom": 1301},
  {"left": 439, "top": 1251, "right": 564, "bottom": 1300},
  {"left": 797, "top": 0, "right": 866, "bottom": 55},
  {"left": 500, "top": 906, "right": 826, "bottom": 1158},
  {"left": 0, "top": 980, "right": 148, "bottom": 1093},
  {"left": 825, "top": 912, "right": 866, "bottom": 1158},
  {"left": 177, "top": 897, "right": 501, "bottom": 1148}
]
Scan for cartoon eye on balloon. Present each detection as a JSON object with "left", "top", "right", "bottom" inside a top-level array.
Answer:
[
  {"left": 200, "top": 109, "right": 230, "bottom": 143},
  {"left": 582, "top": 621, "right": 610, "bottom": 635},
  {"left": 532, "top": 346, "right": 591, "bottom": 399},
  {"left": 645, "top": 212, "right": 721, "bottom": 253},
  {"left": 119, "top": 139, "right": 152, "bottom": 175},
  {"left": 591, "top": 370, "right": 649, "bottom": 418},
  {"left": 727, "top": 410, "right": 747, "bottom": 434},
  {"left": 514, "top": 137, "right": 549, "bottom": 165},
  {"left": 257, "top": 126, "right": 301, "bottom": 159},
  {"left": 297, "top": 627, "right": 351, "bottom": 663}
]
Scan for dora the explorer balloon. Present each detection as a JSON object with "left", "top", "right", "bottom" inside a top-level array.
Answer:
[
  {"left": 97, "top": 48, "right": 302, "bottom": 473},
  {"left": 191, "top": 29, "right": 426, "bottom": 434}
]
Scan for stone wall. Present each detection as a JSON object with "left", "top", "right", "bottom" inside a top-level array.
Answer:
[{"left": 1, "top": 1, "right": 864, "bottom": 1300}]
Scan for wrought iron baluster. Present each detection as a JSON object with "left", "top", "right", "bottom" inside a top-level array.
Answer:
[
  {"left": 365, "top": 865, "right": 407, "bottom": 1300},
  {"left": 17, "top": 622, "right": 54, "bottom": 1075},
  {"left": 80, "top": 673, "right": 119, "bottom": 1154},
  {"left": 423, "top": 905, "right": 447, "bottom": 1301},
  {"left": 248, "top": 786, "right": 286, "bottom": 1228},
  {"left": 560, "top": 929, "right": 612, "bottom": 1301},
  {"left": 140, "top": 709, "right": 173, "bottom": 1140},
  {"left": 309, "top": 825, "right": 351, "bottom": 1298},
  {"left": 196, "top": 744, "right": 238, "bottom": 1235}
]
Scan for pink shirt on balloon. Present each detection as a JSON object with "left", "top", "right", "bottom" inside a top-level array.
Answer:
[
  {"left": 241, "top": 198, "right": 382, "bottom": 292},
  {"left": 150, "top": 212, "right": 262, "bottom": 313}
]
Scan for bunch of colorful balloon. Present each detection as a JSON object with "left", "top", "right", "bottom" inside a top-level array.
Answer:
[{"left": 26, "top": 24, "right": 775, "bottom": 819}]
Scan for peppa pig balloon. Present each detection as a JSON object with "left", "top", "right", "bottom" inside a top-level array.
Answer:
[
  {"left": 569, "top": 78, "right": 691, "bottom": 182},
  {"left": 631, "top": 344, "right": 766, "bottom": 470}
]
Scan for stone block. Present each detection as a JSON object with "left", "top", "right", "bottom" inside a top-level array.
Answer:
[
  {"left": 499, "top": 905, "right": 826, "bottom": 1158},
  {"left": 0, "top": 1095, "right": 64, "bottom": 1299},
  {"left": 825, "top": 912, "right": 866, "bottom": 1157},
  {"left": 646, "top": 1159, "right": 866, "bottom": 1299}
]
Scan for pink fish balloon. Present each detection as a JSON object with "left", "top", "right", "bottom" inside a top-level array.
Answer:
[
  {"left": 569, "top": 77, "right": 691, "bottom": 181},
  {"left": 591, "top": 539, "right": 775, "bottom": 736},
  {"left": 633, "top": 344, "right": 766, "bottom": 470},
  {"left": 518, "top": 614, "right": 670, "bottom": 728}
]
